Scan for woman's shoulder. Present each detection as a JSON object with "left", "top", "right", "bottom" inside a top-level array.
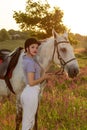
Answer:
[{"left": 23, "top": 55, "right": 35, "bottom": 65}]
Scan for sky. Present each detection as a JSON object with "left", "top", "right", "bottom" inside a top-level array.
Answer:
[{"left": 0, "top": 0, "right": 87, "bottom": 35}]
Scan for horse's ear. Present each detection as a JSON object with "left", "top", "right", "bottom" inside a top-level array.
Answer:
[
  {"left": 63, "top": 31, "right": 68, "bottom": 38},
  {"left": 52, "top": 29, "right": 59, "bottom": 39}
]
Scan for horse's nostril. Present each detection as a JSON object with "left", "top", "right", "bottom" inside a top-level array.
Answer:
[
  {"left": 72, "top": 68, "right": 79, "bottom": 76},
  {"left": 74, "top": 69, "right": 77, "bottom": 74},
  {"left": 74, "top": 68, "right": 79, "bottom": 75},
  {"left": 68, "top": 67, "right": 79, "bottom": 78}
]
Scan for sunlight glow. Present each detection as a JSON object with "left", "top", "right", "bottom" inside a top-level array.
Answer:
[
  {"left": 48, "top": 0, "right": 87, "bottom": 35},
  {"left": 0, "top": 0, "right": 87, "bottom": 35},
  {"left": 0, "top": 0, "right": 26, "bottom": 30}
]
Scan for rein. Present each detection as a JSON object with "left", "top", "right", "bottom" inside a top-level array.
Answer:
[{"left": 50, "top": 40, "right": 76, "bottom": 76}]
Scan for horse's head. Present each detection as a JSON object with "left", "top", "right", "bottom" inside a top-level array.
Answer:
[{"left": 52, "top": 29, "right": 79, "bottom": 78}]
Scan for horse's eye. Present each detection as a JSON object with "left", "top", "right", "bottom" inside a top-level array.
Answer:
[{"left": 60, "top": 47, "right": 67, "bottom": 53}]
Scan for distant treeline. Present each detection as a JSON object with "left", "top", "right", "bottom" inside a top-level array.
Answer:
[
  {"left": 0, "top": 28, "right": 87, "bottom": 45},
  {"left": 0, "top": 28, "right": 46, "bottom": 42}
]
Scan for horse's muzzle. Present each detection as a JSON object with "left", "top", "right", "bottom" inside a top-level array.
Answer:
[{"left": 68, "top": 66, "right": 79, "bottom": 78}]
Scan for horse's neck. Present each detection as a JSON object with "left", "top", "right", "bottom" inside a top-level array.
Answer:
[{"left": 36, "top": 38, "right": 54, "bottom": 71}]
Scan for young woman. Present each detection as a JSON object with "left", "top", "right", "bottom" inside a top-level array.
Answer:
[{"left": 21, "top": 38, "right": 52, "bottom": 130}]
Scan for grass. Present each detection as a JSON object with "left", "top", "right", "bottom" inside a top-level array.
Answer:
[
  {"left": 0, "top": 39, "right": 24, "bottom": 50},
  {"left": 38, "top": 78, "right": 87, "bottom": 130},
  {"left": 75, "top": 51, "right": 87, "bottom": 68},
  {"left": 0, "top": 40, "right": 87, "bottom": 130}
]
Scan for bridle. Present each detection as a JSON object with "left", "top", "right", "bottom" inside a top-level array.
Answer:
[
  {"left": 51, "top": 40, "right": 76, "bottom": 75},
  {"left": 36, "top": 39, "right": 76, "bottom": 76}
]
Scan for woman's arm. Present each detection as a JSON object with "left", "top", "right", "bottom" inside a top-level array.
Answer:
[{"left": 27, "top": 72, "right": 51, "bottom": 86}]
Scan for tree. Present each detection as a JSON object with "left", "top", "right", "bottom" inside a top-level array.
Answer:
[
  {"left": 8, "top": 29, "right": 17, "bottom": 35},
  {"left": 13, "top": 0, "right": 66, "bottom": 37},
  {"left": 0, "top": 29, "right": 10, "bottom": 41},
  {"left": 68, "top": 32, "right": 78, "bottom": 45}
]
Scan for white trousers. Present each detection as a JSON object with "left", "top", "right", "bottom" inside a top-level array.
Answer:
[{"left": 20, "top": 84, "right": 40, "bottom": 130}]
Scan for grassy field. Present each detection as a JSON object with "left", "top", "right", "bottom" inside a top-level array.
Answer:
[
  {"left": 0, "top": 40, "right": 87, "bottom": 130},
  {"left": 0, "top": 39, "right": 25, "bottom": 50}
]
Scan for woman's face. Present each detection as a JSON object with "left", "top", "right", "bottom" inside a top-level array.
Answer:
[{"left": 27, "top": 43, "right": 39, "bottom": 57}]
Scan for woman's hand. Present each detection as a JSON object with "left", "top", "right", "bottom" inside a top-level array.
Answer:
[{"left": 43, "top": 73, "right": 55, "bottom": 81}]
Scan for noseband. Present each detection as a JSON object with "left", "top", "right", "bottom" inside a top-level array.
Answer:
[{"left": 52, "top": 40, "right": 76, "bottom": 75}]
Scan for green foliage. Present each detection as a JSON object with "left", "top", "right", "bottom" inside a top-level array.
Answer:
[
  {"left": 0, "top": 29, "right": 10, "bottom": 41},
  {"left": 13, "top": 0, "right": 66, "bottom": 37},
  {"left": 0, "top": 96, "right": 16, "bottom": 130},
  {"left": 38, "top": 66, "right": 87, "bottom": 129},
  {"left": 68, "top": 32, "right": 78, "bottom": 45},
  {"left": 76, "top": 52, "right": 87, "bottom": 68},
  {"left": 69, "top": 33, "right": 87, "bottom": 47},
  {"left": 8, "top": 29, "right": 17, "bottom": 35},
  {"left": 0, "top": 40, "right": 24, "bottom": 50}
]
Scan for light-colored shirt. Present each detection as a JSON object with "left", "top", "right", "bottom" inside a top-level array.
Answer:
[{"left": 22, "top": 55, "right": 41, "bottom": 85}]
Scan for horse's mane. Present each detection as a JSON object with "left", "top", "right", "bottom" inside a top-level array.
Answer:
[{"left": 39, "top": 37, "right": 53, "bottom": 44}]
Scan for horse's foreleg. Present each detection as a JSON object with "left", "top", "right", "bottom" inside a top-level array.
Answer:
[{"left": 15, "top": 95, "right": 22, "bottom": 130}]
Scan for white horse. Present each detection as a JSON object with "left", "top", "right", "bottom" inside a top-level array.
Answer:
[{"left": 0, "top": 29, "right": 79, "bottom": 130}]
